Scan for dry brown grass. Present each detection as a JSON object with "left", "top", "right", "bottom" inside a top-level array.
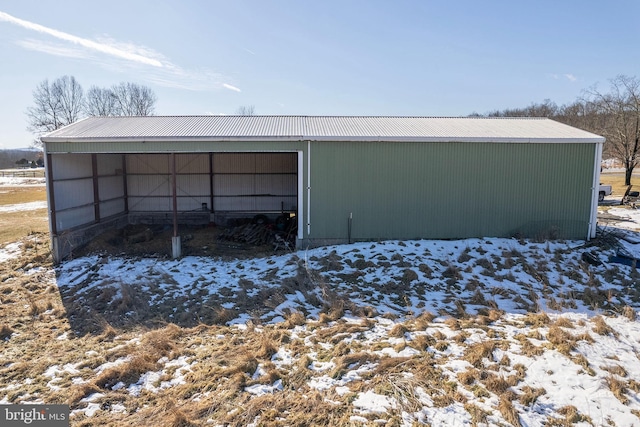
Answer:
[
  {"left": 94, "top": 351, "right": 159, "bottom": 390},
  {"left": 519, "top": 386, "right": 546, "bottom": 407},
  {"left": 592, "top": 315, "right": 617, "bottom": 336},
  {"left": 330, "top": 351, "right": 379, "bottom": 380},
  {"left": 464, "top": 340, "right": 498, "bottom": 368},
  {"left": 411, "top": 333, "right": 435, "bottom": 351},
  {"left": 2, "top": 184, "right": 640, "bottom": 426},
  {"left": 547, "top": 405, "right": 593, "bottom": 426},
  {"left": 571, "top": 354, "right": 596, "bottom": 376},
  {"left": 622, "top": 305, "right": 637, "bottom": 321},
  {"left": 464, "top": 402, "right": 490, "bottom": 426},
  {"left": 0, "top": 186, "right": 48, "bottom": 244},
  {"left": 218, "top": 390, "right": 354, "bottom": 426},
  {"left": 553, "top": 316, "right": 574, "bottom": 328},
  {"left": 601, "top": 364, "right": 628, "bottom": 377},
  {"left": 498, "top": 391, "right": 522, "bottom": 427},
  {"left": 606, "top": 375, "right": 630, "bottom": 404},
  {"left": 389, "top": 323, "right": 409, "bottom": 338},
  {"left": 599, "top": 171, "right": 639, "bottom": 196},
  {"left": 410, "top": 311, "right": 436, "bottom": 330},
  {"left": 457, "top": 368, "right": 480, "bottom": 386},
  {"left": 283, "top": 311, "right": 306, "bottom": 328},
  {"left": 444, "top": 317, "right": 461, "bottom": 330},
  {"left": 546, "top": 325, "right": 578, "bottom": 355},
  {"left": 522, "top": 312, "right": 550, "bottom": 327},
  {"left": 483, "top": 373, "right": 511, "bottom": 395}
]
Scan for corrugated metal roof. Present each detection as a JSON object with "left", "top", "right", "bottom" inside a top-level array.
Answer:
[{"left": 41, "top": 116, "right": 605, "bottom": 143}]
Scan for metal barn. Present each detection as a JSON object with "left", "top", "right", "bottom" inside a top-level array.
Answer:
[{"left": 41, "top": 116, "right": 605, "bottom": 263}]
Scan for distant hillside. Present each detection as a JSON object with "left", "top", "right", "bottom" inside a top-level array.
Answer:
[{"left": 0, "top": 149, "right": 43, "bottom": 169}]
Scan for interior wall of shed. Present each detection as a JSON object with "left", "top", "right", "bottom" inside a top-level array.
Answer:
[{"left": 47, "top": 151, "right": 299, "bottom": 262}]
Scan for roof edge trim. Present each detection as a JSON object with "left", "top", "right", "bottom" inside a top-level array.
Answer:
[{"left": 41, "top": 135, "right": 606, "bottom": 144}]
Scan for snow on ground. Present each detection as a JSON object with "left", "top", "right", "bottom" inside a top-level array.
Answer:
[
  {"left": 0, "top": 200, "right": 47, "bottom": 213},
  {"left": 44, "top": 227, "right": 640, "bottom": 425},
  {"left": 2, "top": 175, "right": 640, "bottom": 424},
  {"left": 53, "top": 235, "right": 637, "bottom": 323},
  {"left": 0, "top": 169, "right": 46, "bottom": 187},
  {"left": 0, "top": 241, "right": 22, "bottom": 263},
  {"left": 606, "top": 206, "right": 640, "bottom": 230}
]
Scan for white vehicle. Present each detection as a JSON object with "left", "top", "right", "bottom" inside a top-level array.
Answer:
[{"left": 599, "top": 184, "right": 612, "bottom": 202}]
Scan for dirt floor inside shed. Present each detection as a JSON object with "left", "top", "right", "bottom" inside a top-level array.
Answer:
[{"left": 75, "top": 221, "right": 297, "bottom": 260}]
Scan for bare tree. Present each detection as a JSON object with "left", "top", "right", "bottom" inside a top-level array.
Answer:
[
  {"left": 26, "top": 75, "right": 84, "bottom": 138},
  {"left": 111, "top": 82, "right": 156, "bottom": 116},
  {"left": 483, "top": 99, "right": 559, "bottom": 118},
  {"left": 583, "top": 75, "right": 640, "bottom": 185},
  {"left": 555, "top": 100, "right": 601, "bottom": 134},
  {"left": 85, "top": 86, "right": 117, "bottom": 116},
  {"left": 236, "top": 105, "right": 256, "bottom": 116}
]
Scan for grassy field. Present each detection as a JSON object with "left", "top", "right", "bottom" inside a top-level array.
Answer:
[
  {"left": 2, "top": 174, "right": 640, "bottom": 426},
  {"left": 600, "top": 170, "right": 640, "bottom": 197},
  {"left": 2, "top": 232, "right": 640, "bottom": 426},
  {"left": 0, "top": 185, "right": 48, "bottom": 244}
]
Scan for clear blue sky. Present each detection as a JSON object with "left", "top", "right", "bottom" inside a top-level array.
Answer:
[{"left": 1, "top": 0, "right": 638, "bottom": 148}]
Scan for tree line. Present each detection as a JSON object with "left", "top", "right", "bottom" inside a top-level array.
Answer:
[
  {"left": 0, "top": 149, "right": 43, "bottom": 170},
  {"left": 28, "top": 74, "right": 638, "bottom": 185},
  {"left": 26, "top": 75, "right": 157, "bottom": 144},
  {"left": 475, "top": 75, "right": 640, "bottom": 185}
]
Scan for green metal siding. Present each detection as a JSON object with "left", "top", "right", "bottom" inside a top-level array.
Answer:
[
  {"left": 308, "top": 141, "right": 594, "bottom": 242},
  {"left": 46, "top": 138, "right": 596, "bottom": 244}
]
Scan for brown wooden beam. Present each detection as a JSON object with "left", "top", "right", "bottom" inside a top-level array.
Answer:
[
  {"left": 122, "top": 154, "right": 129, "bottom": 213},
  {"left": 91, "top": 154, "right": 100, "bottom": 223}
]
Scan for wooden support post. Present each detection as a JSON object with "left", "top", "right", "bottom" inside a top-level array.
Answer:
[
  {"left": 171, "top": 153, "right": 181, "bottom": 258},
  {"left": 122, "top": 154, "right": 129, "bottom": 213},
  {"left": 209, "top": 152, "right": 214, "bottom": 213},
  {"left": 91, "top": 154, "right": 100, "bottom": 223}
]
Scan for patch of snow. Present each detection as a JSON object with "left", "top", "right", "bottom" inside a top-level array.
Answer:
[
  {"left": 0, "top": 241, "right": 22, "bottom": 263},
  {"left": 95, "top": 357, "right": 130, "bottom": 375},
  {"left": 229, "top": 315, "right": 253, "bottom": 327},
  {"left": 335, "top": 386, "right": 351, "bottom": 395},
  {"left": 352, "top": 390, "right": 396, "bottom": 414},
  {"left": 271, "top": 347, "right": 294, "bottom": 368},
  {"left": 309, "top": 361, "right": 334, "bottom": 372},
  {"left": 0, "top": 201, "right": 47, "bottom": 213},
  {"left": 307, "top": 376, "right": 338, "bottom": 391},
  {"left": 375, "top": 346, "right": 421, "bottom": 358},
  {"left": 72, "top": 392, "right": 105, "bottom": 418},
  {"left": 418, "top": 402, "right": 472, "bottom": 426},
  {"left": 40, "top": 225, "right": 640, "bottom": 425},
  {"left": 110, "top": 403, "right": 127, "bottom": 414},
  {"left": 245, "top": 379, "right": 283, "bottom": 396}
]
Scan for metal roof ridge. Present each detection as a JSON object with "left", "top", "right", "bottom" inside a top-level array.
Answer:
[{"left": 80, "top": 115, "right": 552, "bottom": 119}]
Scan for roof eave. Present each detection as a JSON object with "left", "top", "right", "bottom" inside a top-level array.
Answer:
[{"left": 41, "top": 135, "right": 606, "bottom": 144}]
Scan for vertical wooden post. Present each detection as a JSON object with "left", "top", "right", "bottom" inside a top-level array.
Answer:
[
  {"left": 122, "top": 154, "right": 129, "bottom": 213},
  {"left": 91, "top": 154, "right": 100, "bottom": 223},
  {"left": 209, "top": 152, "right": 214, "bottom": 213},
  {"left": 171, "top": 153, "right": 178, "bottom": 238},
  {"left": 171, "top": 153, "right": 181, "bottom": 258}
]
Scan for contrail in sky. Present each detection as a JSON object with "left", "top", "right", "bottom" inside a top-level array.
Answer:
[{"left": 0, "top": 10, "right": 163, "bottom": 67}]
